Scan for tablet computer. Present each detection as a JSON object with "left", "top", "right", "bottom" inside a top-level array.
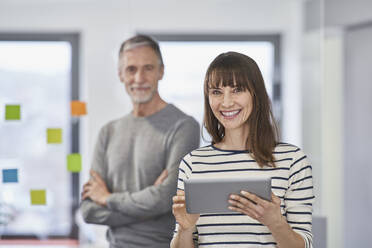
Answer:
[{"left": 184, "top": 176, "right": 272, "bottom": 214}]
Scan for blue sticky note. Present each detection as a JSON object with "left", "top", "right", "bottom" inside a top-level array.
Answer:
[{"left": 2, "top": 169, "right": 18, "bottom": 183}]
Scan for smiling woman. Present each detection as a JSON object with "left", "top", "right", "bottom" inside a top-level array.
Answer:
[
  {"left": 204, "top": 52, "right": 278, "bottom": 168},
  {"left": 208, "top": 85, "right": 253, "bottom": 140},
  {"left": 171, "top": 52, "right": 314, "bottom": 248},
  {"left": 153, "top": 36, "right": 280, "bottom": 148}
]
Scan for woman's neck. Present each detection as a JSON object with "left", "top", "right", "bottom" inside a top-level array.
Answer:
[{"left": 215, "top": 125, "right": 249, "bottom": 150}]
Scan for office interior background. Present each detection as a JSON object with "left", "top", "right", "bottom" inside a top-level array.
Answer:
[{"left": 0, "top": 0, "right": 371, "bottom": 247}]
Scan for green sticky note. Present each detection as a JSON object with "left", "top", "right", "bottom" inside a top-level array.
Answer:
[
  {"left": 47, "top": 128, "right": 62, "bottom": 144},
  {"left": 67, "top": 153, "right": 82, "bottom": 172},
  {"left": 5, "top": 104, "right": 21, "bottom": 120},
  {"left": 30, "top": 189, "right": 46, "bottom": 205}
]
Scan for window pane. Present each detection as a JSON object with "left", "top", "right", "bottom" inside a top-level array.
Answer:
[
  {"left": 0, "top": 41, "right": 72, "bottom": 237},
  {"left": 158, "top": 41, "right": 274, "bottom": 145}
]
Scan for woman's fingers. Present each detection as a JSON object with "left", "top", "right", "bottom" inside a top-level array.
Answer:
[
  {"left": 173, "top": 194, "right": 185, "bottom": 202},
  {"left": 271, "top": 192, "right": 281, "bottom": 205},
  {"left": 229, "top": 193, "right": 261, "bottom": 210},
  {"left": 176, "top": 190, "right": 185, "bottom": 196},
  {"left": 229, "top": 197, "right": 250, "bottom": 210},
  {"left": 229, "top": 204, "right": 258, "bottom": 219},
  {"left": 229, "top": 191, "right": 283, "bottom": 227},
  {"left": 240, "top": 191, "right": 268, "bottom": 207},
  {"left": 172, "top": 191, "right": 186, "bottom": 204},
  {"left": 172, "top": 203, "right": 186, "bottom": 212},
  {"left": 172, "top": 198, "right": 186, "bottom": 221},
  {"left": 172, "top": 189, "right": 200, "bottom": 231},
  {"left": 172, "top": 191, "right": 186, "bottom": 213},
  {"left": 229, "top": 192, "right": 270, "bottom": 219}
]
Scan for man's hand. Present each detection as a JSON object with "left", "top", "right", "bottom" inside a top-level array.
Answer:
[
  {"left": 82, "top": 170, "right": 111, "bottom": 206},
  {"left": 153, "top": 169, "right": 168, "bottom": 186}
]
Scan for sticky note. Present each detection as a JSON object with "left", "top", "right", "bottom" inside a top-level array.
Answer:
[
  {"left": 30, "top": 189, "right": 46, "bottom": 205},
  {"left": 47, "top": 128, "right": 62, "bottom": 144},
  {"left": 71, "top": 101, "right": 87, "bottom": 116},
  {"left": 5, "top": 104, "right": 21, "bottom": 120},
  {"left": 67, "top": 153, "right": 82, "bottom": 172},
  {"left": 2, "top": 169, "right": 18, "bottom": 183}
]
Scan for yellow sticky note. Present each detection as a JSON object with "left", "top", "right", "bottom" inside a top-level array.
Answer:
[
  {"left": 67, "top": 153, "right": 82, "bottom": 172},
  {"left": 47, "top": 128, "right": 62, "bottom": 144},
  {"left": 30, "top": 189, "right": 46, "bottom": 205},
  {"left": 5, "top": 104, "right": 21, "bottom": 120},
  {"left": 71, "top": 101, "right": 87, "bottom": 116}
]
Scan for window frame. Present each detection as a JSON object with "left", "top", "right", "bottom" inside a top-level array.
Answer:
[
  {"left": 0, "top": 32, "right": 80, "bottom": 240},
  {"left": 144, "top": 33, "right": 282, "bottom": 128}
]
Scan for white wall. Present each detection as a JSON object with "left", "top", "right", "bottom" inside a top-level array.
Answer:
[
  {"left": 344, "top": 24, "right": 372, "bottom": 247},
  {"left": 301, "top": 20, "right": 345, "bottom": 248},
  {"left": 301, "top": 30, "right": 322, "bottom": 214},
  {"left": 324, "top": 0, "right": 372, "bottom": 27},
  {"left": 0, "top": 0, "right": 303, "bottom": 245},
  {"left": 302, "top": 0, "right": 372, "bottom": 247},
  {"left": 323, "top": 29, "right": 344, "bottom": 248}
]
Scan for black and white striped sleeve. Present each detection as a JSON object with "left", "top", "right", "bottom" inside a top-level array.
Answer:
[{"left": 285, "top": 148, "right": 315, "bottom": 248}]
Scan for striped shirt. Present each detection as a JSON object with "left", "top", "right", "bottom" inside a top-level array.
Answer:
[{"left": 174, "top": 143, "right": 314, "bottom": 247}]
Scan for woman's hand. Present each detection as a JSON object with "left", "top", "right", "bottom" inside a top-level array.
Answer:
[
  {"left": 172, "top": 190, "right": 200, "bottom": 231},
  {"left": 228, "top": 191, "right": 285, "bottom": 229}
]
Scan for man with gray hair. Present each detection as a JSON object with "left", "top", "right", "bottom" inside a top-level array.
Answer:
[{"left": 80, "top": 35, "right": 200, "bottom": 247}]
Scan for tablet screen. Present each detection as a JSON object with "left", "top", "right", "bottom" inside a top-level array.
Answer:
[{"left": 184, "top": 177, "right": 272, "bottom": 214}]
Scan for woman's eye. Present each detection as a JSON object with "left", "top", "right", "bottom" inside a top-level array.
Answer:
[
  {"left": 211, "top": 90, "right": 221, "bottom": 95},
  {"left": 233, "top": 87, "right": 243, "bottom": 93}
]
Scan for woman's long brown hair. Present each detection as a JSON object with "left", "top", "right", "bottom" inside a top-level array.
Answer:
[{"left": 203, "top": 52, "right": 279, "bottom": 167}]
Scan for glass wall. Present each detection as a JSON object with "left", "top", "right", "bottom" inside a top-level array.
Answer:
[
  {"left": 156, "top": 37, "right": 279, "bottom": 145},
  {"left": 0, "top": 37, "right": 78, "bottom": 239}
]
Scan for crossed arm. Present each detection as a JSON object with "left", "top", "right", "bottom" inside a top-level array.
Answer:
[
  {"left": 82, "top": 169, "right": 168, "bottom": 206},
  {"left": 80, "top": 169, "right": 168, "bottom": 226},
  {"left": 80, "top": 118, "right": 200, "bottom": 227}
]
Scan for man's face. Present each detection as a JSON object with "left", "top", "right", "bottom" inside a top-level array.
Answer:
[{"left": 118, "top": 45, "right": 164, "bottom": 104}]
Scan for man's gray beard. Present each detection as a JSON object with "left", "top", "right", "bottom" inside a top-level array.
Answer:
[{"left": 130, "top": 91, "right": 155, "bottom": 104}]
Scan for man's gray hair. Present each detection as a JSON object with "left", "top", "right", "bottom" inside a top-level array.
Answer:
[{"left": 118, "top": 35, "right": 164, "bottom": 66}]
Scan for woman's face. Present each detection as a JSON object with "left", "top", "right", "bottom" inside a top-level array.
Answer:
[{"left": 208, "top": 84, "right": 253, "bottom": 132}]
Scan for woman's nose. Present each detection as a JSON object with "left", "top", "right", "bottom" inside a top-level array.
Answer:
[{"left": 222, "top": 93, "right": 233, "bottom": 107}]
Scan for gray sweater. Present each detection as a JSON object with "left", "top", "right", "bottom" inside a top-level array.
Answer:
[{"left": 80, "top": 104, "right": 200, "bottom": 248}]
